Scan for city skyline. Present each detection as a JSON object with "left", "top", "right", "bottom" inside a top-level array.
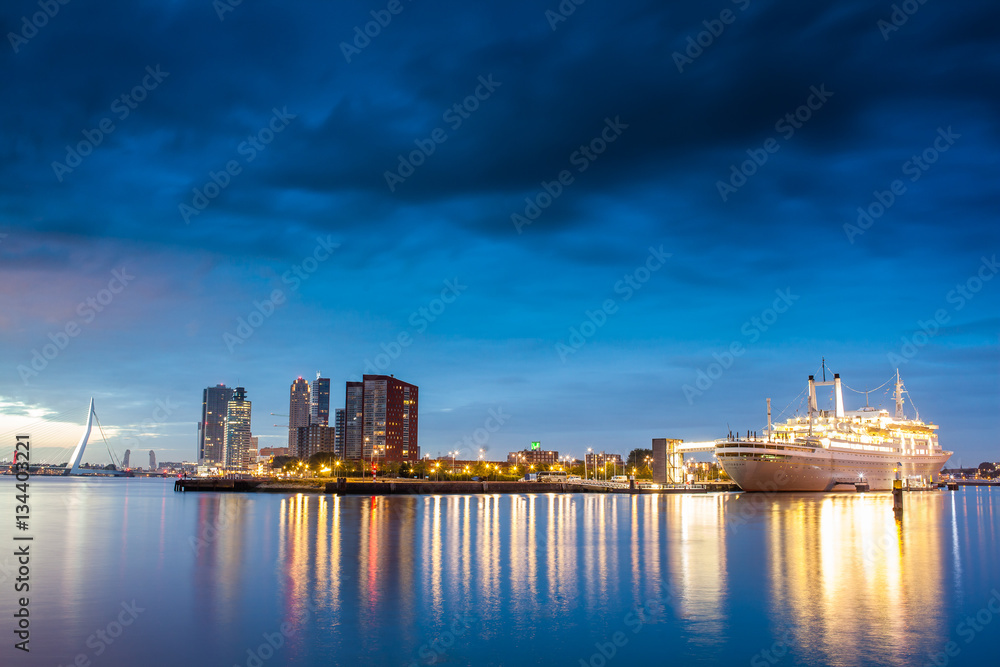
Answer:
[
  {"left": 1, "top": 355, "right": 995, "bottom": 468},
  {"left": 3, "top": 3, "right": 997, "bottom": 667},
  {"left": 1, "top": 0, "right": 997, "bottom": 467}
]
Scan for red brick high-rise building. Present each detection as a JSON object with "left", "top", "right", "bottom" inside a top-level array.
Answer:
[{"left": 361, "top": 374, "right": 419, "bottom": 463}]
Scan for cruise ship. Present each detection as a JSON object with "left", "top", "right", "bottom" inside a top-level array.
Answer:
[{"left": 716, "top": 368, "right": 951, "bottom": 492}]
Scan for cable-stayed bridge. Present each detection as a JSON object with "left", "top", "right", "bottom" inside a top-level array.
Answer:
[{"left": 3, "top": 398, "right": 126, "bottom": 475}]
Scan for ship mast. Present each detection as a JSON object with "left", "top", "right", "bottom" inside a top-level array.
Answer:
[
  {"left": 894, "top": 369, "right": 905, "bottom": 420},
  {"left": 766, "top": 397, "right": 772, "bottom": 441},
  {"left": 807, "top": 375, "right": 816, "bottom": 435}
]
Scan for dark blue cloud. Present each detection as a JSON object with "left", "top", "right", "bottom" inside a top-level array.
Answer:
[{"left": 0, "top": 0, "right": 997, "bottom": 463}]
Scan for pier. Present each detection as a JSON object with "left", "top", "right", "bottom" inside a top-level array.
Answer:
[
  {"left": 326, "top": 479, "right": 710, "bottom": 495},
  {"left": 175, "top": 478, "right": 263, "bottom": 492},
  {"left": 174, "top": 478, "right": 713, "bottom": 495}
]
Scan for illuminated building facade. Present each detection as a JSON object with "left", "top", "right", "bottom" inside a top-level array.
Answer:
[
  {"left": 344, "top": 382, "right": 364, "bottom": 460},
  {"left": 288, "top": 377, "right": 311, "bottom": 449},
  {"left": 584, "top": 452, "right": 623, "bottom": 467},
  {"left": 362, "top": 375, "right": 419, "bottom": 462},
  {"left": 507, "top": 449, "right": 559, "bottom": 465},
  {"left": 198, "top": 384, "right": 233, "bottom": 465},
  {"left": 223, "top": 387, "right": 252, "bottom": 470},
  {"left": 295, "top": 424, "right": 336, "bottom": 460},
  {"left": 334, "top": 408, "right": 345, "bottom": 458},
  {"left": 310, "top": 374, "right": 330, "bottom": 426}
]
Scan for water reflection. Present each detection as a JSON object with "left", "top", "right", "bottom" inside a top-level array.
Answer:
[
  {"left": 196, "top": 489, "right": 987, "bottom": 665},
  {"left": 764, "top": 494, "right": 947, "bottom": 665},
  {"left": 190, "top": 493, "right": 251, "bottom": 640},
  {"left": 15, "top": 477, "right": 1000, "bottom": 667},
  {"left": 669, "top": 494, "right": 728, "bottom": 643}
]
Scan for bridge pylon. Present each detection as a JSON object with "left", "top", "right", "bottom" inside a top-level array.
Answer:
[{"left": 66, "top": 398, "right": 95, "bottom": 475}]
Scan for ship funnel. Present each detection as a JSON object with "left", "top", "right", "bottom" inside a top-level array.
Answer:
[
  {"left": 834, "top": 374, "right": 844, "bottom": 418},
  {"left": 807, "top": 375, "right": 816, "bottom": 434}
]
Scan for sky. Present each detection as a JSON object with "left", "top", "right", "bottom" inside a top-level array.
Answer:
[{"left": 1, "top": 0, "right": 998, "bottom": 467}]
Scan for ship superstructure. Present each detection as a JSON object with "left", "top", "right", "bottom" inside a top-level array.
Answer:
[{"left": 715, "top": 368, "right": 951, "bottom": 491}]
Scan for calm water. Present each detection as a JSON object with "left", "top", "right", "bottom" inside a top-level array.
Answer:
[{"left": 1, "top": 478, "right": 998, "bottom": 667}]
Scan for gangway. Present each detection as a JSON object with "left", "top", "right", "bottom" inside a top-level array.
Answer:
[{"left": 651, "top": 438, "right": 720, "bottom": 484}]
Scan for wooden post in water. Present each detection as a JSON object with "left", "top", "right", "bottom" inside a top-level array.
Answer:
[{"left": 892, "top": 465, "right": 903, "bottom": 516}]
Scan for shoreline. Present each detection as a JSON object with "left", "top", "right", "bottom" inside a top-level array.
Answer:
[{"left": 174, "top": 478, "right": 727, "bottom": 495}]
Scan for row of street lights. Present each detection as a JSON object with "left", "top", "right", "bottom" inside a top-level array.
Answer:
[{"left": 285, "top": 451, "right": 661, "bottom": 481}]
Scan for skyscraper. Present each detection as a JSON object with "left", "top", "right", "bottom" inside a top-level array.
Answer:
[
  {"left": 249, "top": 436, "right": 259, "bottom": 471},
  {"left": 224, "top": 387, "right": 252, "bottom": 470},
  {"left": 122, "top": 449, "right": 131, "bottom": 469},
  {"left": 310, "top": 373, "right": 330, "bottom": 426},
  {"left": 198, "top": 384, "right": 233, "bottom": 465},
  {"left": 295, "top": 424, "right": 335, "bottom": 460},
  {"left": 344, "top": 381, "right": 363, "bottom": 460},
  {"left": 362, "top": 374, "right": 418, "bottom": 463},
  {"left": 334, "top": 408, "right": 346, "bottom": 458},
  {"left": 149, "top": 450, "right": 156, "bottom": 471},
  {"left": 288, "top": 377, "right": 311, "bottom": 450}
]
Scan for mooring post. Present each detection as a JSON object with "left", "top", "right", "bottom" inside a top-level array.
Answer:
[{"left": 892, "top": 465, "right": 903, "bottom": 516}]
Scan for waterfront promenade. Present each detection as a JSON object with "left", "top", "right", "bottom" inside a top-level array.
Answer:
[{"left": 174, "top": 478, "right": 728, "bottom": 494}]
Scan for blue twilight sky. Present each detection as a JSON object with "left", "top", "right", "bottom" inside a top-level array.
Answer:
[{"left": 0, "top": 0, "right": 998, "bottom": 465}]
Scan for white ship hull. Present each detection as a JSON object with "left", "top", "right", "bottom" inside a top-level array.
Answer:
[{"left": 717, "top": 439, "right": 951, "bottom": 492}]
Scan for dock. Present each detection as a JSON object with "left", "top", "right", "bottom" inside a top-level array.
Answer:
[
  {"left": 326, "top": 480, "right": 710, "bottom": 495},
  {"left": 175, "top": 478, "right": 264, "bottom": 492},
  {"left": 174, "top": 478, "right": 713, "bottom": 495}
]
